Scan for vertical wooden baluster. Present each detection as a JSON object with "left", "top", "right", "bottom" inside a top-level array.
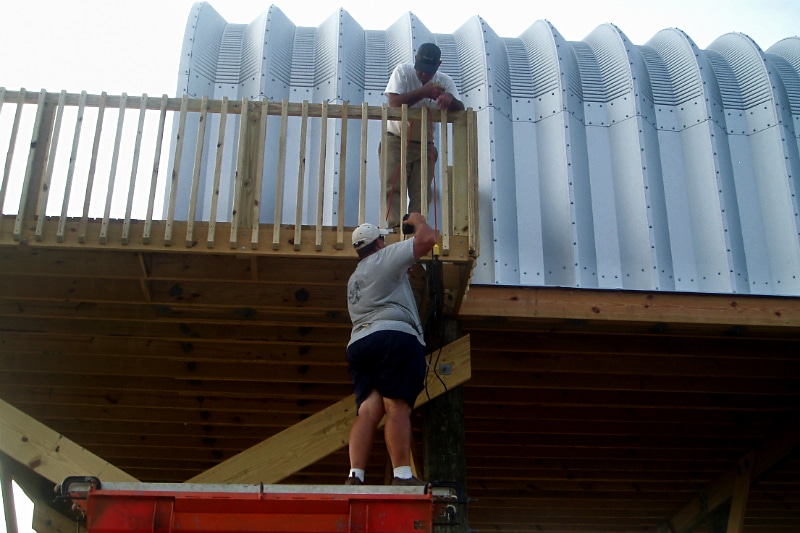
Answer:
[
  {"left": 379, "top": 103, "right": 388, "bottom": 229},
  {"left": 468, "top": 109, "right": 479, "bottom": 255},
  {"left": 272, "top": 99, "right": 289, "bottom": 250},
  {"left": 1, "top": 89, "right": 26, "bottom": 223},
  {"left": 293, "top": 100, "right": 309, "bottom": 251},
  {"left": 143, "top": 94, "right": 168, "bottom": 244},
  {"left": 165, "top": 93, "right": 188, "bottom": 246},
  {"left": 100, "top": 92, "right": 128, "bottom": 244},
  {"left": 79, "top": 92, "right": 106, "bottom": 243},
  {"left": 439, "top": 109, "right": 450, "bottom": 253},
  {"left": 187, "top": 95, "right": 208, "bottom": 247},
  {"left": 315, "top": 100, "right": 328, "bottom": 251},
  {"left": 57, "top": 91, "right": 87, "bottom": 242},
  {"left": 399, "top": 104, "right": 408, "bottom": 221},
  {"left": 251, "top": 98, "right": 268, "bottom": 250},
  {"left": 122, "top": 94, "right": 148, "bottom": 245},
  {"left": 229, "top": 97, "right": 248, "bottom": 249},
  {"left": 358, "top": 101, "right": 368, "bottom": 226},
  {"left": 420, "top": 105, "right": 428, "bottom": 221},
  {"left": 207, "top": 96, "right": 228, "bottom": 248},
  {"left": 15, "top": 89, "right": 49, "bottom": 242},
  {"left": 336, "top": 101, "right": 348, "bottom": 248},
  {"left": 35, "top": 90, "right": 67, "bottom": 241}
]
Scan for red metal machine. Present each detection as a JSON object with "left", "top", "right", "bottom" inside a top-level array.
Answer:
[{"left": 58, "top": 477, "right": 460, "bottom": 533}]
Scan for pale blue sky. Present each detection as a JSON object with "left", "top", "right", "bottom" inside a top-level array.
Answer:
[{"left": 1, "top": 0, "right": 798, "bottom": 97}]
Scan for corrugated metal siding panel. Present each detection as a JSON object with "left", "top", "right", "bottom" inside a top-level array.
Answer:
[
  {"left": 585, "top": 24, "right": 634, "bottom": 102},
  {"left": 176, "top": 4, "right": 800, "bottom": 296},
  {"left": 711, "top": 34, "right": 773, "bottom": 110},
  {"left": 769, "top": 37, "right": 800, "bottom": 115},
  {"left": 239, "top": 14, "right": 268, "bottom": 99},
  {"left": 215, "top": 25, "right": 245, "bottom": 85},
  {"left": 767, "top": 39, "right": 800, "bottom": 258},
  {"left": 177, "top": 3, "right": 225, "bottom": 96},
  {"left": 505, "top": 39, "right": 535, "bottom": 100},
  {"left": 519, "top": 22, "right": 560, "bottom": 100},
  {"left": 642, "top": 29, "right": 704, "bottom": 107},
  {"left": 364, "top": 31, "right": 388, "bottom": 91},
  {"left": 706, "top": 51, "right": 748, "bottom": 111},
  {"left": 340, "top": 11, "right": 367, "bottom": 102},
  {"left": 573, "top": 43, "right": 607, "bottom": 102},
  {"left": 264, "top": 7, "right": 295, "bottom": 90},
  {"left": 290, "top": 28, "right": 316, "bottom": 87},
  {"left": 313, "top": 16, "right": 338, "bottom": 89},
  {"left": 454, "top": 18, "right": 487, "bottom": 97},
  {"left": 710, "top": 34, "right": 800, "bottom": 292},
  {"left": 770, "top": 56, "right": 800, "bottom": 115}
]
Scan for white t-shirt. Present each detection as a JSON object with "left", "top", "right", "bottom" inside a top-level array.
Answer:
[
  {"left": 384, "top": 63, "right": 461, "bottom": 137},
  {"left": 347, "top": 238, "right": 424, "bottom": 347}
]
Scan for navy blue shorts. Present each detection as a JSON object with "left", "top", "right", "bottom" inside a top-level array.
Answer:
[{"left": 346, "top": 330, "right": 426, "bottom": 410}]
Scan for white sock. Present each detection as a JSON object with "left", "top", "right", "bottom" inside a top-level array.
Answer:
[
  {"left": 393, "top": 466, "right": 413, "bottom": 479},
  {"left": 349, "top": 468, "right": 365, "bottom": 482}
]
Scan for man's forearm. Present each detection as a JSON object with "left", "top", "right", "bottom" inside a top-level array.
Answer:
[
  {"left": 387, "top": 89, "right": 428, "bottom": 108},
  {"left": 448, "top": 96, "right": 465, "bottom": 111}
]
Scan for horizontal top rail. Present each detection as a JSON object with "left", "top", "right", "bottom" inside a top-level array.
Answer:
[{"left": 0, "top": 89, "right": 459, "bottom": 123}]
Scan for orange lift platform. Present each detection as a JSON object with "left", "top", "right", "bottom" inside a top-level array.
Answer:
[{"left": 57, "top": 477, "right": 462, "bottom": 533}]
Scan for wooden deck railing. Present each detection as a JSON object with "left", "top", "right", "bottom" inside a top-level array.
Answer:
[{"left": 0, "top": 88, "right": 478, "bottom": 259}]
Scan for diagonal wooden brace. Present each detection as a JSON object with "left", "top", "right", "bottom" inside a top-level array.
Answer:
[{"left": 0, "top": 398, "right": 137, "bottom": 483}]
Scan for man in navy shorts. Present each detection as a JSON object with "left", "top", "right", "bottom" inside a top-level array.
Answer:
[{"left": 345, "top": 213, "right": 437, "bottom": 486}]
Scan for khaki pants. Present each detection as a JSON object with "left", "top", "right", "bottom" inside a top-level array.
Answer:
[{"left": 380, "top": 134, "right": 438, "bottom": 227}]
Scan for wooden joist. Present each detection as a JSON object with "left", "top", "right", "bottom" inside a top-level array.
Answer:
[{"left": 459, "top": 285, "right": 800, "bottom": 328}]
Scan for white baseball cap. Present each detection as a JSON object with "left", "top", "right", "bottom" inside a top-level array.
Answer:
[{"left": 352, "top": 223, "right": 389, "bottom": 250}]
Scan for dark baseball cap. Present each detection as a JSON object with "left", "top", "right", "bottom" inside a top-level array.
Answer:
[{"left": 414, "top": 43, "right": 441, "bottom": 74}]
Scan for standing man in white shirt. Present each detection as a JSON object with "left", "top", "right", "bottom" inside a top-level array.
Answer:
[{"left": 382, "top": 43, "right": 464, "bottom": 228}]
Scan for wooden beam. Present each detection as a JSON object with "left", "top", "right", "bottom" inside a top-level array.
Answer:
[
  {"left": 459, "top": 285, "right": 800, "bottom": 328},
  {"left": 187, "top": 335, "right": 471, "bottom": 484},
  {"left": 659, "top": 417, "right": 800, "bottom": 533},
  {"left": 1, "top": 218, "right": 474, "bottom": 262},
  {"left": 30, "top": 495, "right": 86, "bottom": 533},
  {"left": 1, "top": 456, "right": 19, "bottom": 533},
  {"left": 727, "top": 451, "right": 754, "bottom": 533},
  {"left": 0, "top": 398, "right": 137, "bottom": 484},
  {"left": 423, "top": 319, "right": 469, "bottom": 532}
]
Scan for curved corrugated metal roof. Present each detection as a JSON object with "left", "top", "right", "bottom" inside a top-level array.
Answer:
[{"left": 174, "top": 1, "right": 800, "bottom": 296}]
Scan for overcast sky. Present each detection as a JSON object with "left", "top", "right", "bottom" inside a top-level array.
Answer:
[{"left": 2, "top": 0, "right": 798, "bottom": 97}]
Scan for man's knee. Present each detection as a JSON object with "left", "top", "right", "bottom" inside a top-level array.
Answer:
[
  {"left": 383, "top": 397, "right": 412, "bottom": 417},
  {"left": 358, "top": 391, "right": 385, "bottom": 421}
]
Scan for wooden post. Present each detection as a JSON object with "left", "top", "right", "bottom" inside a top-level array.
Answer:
[
  {"left": 0, "top": 450, "right": 87, "bottom": 533},
  {"left": 240, "top": 98, "right": 263, "bottom": 230},
  {"left": 16, "top": 90, "right": 56, "bottom": 242},
  {"left": 32, "top": 495, "right": 87, "bottom": 533},
  {"left": 726, "top": 451, "right": 754, "bottom": 533},
  {"left": 1, "top": 456, "right": 20, "bottom": 533},
  {"left": 422, "top": 319, "right": 469, "bottom": 533}
]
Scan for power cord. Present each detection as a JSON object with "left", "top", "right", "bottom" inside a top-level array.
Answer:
[{"left": 424, "top": 244, "right": 448, "bottom": 400}]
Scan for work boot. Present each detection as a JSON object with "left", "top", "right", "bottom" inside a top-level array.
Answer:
[
  {"left": 345, "top": 473, "right": 363, "bottom": 486},
  {"left": 390, "top": 476, "right": 426, "bottom": 487}
]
